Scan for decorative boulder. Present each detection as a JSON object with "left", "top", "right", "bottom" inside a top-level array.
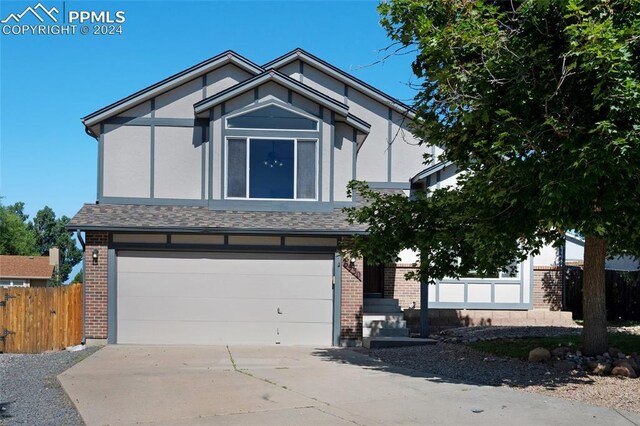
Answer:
[
  {"left": 528, "top": 347, "right": 551, "bottom": 363},
  {"left": 612, "top": 365, "right": 637, "bottom": 378},
  {"left": 613, "top": 358, "right": 639, "bottom": 374}
]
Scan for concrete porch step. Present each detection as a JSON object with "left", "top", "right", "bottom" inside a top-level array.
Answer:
[
  {"left": 363, "top": 298, "right": 401, "bottom": 306},
  {"left": 363, "top": 314, "right": 406, "bottom": 328},
  {"left": 363, "top": 327, "right": 410, "bottom": 338},
  {"left": 363, "top": 306, "right": 403, "bottom": 314},
  {"left": 365, "top": 319, "right": 408, "bottom": 329},
  {"left": 363, "top": 337, "right": 437, "bottom": 349}
]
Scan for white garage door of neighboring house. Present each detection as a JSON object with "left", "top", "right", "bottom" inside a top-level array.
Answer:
[{"left": 116, "top": 251, "right": 334, "bottom": 345}]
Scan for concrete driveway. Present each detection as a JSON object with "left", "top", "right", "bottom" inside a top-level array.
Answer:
[{"left": 59, "top": 345, "right": 640, "bottom": 425}]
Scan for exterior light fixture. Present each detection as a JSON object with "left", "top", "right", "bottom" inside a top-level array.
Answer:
[{"left": 92, "top": 249, "right": 99, "bottom": 264}]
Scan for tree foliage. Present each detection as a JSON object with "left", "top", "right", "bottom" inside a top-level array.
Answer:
[
  {"left": 30, "top": 207, "right": 82, "bottom": 283},
  {"left": 0, "top": 200, "right": 82, "bottom": 284},
  {"left": 345, "top": 0, "right": 640, "bottom": 354},
  {"left": 0, "top": 201, "right": 37, "bottom": 256}
]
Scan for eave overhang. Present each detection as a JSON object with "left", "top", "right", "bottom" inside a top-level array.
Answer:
[{"left": 411, "top": 161, "right": 455, "bottom": 183}]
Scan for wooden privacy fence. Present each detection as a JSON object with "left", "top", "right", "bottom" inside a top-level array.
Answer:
[
  {"left": 0, "top": 284, "right": 82, "bottom": 353},
  {"left": 565, "top": 267, "right": 640, "bottom": 321}
]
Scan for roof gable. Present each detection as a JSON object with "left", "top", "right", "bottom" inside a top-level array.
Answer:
[
  {"left": 82, "top": 51, "right": 264, "bottom": 129},
  {"left": 263, "top": 48, "right": 415, "bottom": 118},
  {"left": 194, "top": 70, "right": 371, "bottom": 134}
]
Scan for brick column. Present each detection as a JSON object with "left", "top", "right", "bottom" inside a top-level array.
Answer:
[
  {"left": 383, "top": 264, "right": 421, "bottom": 309},
  {"left": 340, "top": 258, "right": 363, "bottom": 342},
  {"left": 85, "top": 231, "right": 109, "bottom": 339},
  {"left": 533, "top": 266, "right": 563, "bottom": 310}
]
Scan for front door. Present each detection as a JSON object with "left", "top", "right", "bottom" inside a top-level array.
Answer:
[{"left": 363, "top": 259, "right": 384, "bottom": 295}]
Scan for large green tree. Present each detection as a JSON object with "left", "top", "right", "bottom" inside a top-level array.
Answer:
[
  {"left": 347, "top": 0, "right": 640, "bottom": 355},
  {"left": 30, "top": 207, "right": 83, "bottom": 284}
]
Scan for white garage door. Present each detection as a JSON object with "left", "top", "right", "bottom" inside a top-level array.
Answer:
[{"left": 116, "top": 251, "right": 334, "bottom": 345}]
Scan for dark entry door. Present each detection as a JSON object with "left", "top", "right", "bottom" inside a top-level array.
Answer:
[{"left": 363, "top": 259, "right": 385, "bottom": 295}]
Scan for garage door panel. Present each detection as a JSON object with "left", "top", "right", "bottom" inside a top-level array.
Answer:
[
  {"left": 277, "top": 299, "right": 333, "bottom": 323},
  {"left": 118, "top": 273, "right": 282, "bottom": 299},
  {"left": 117, "top": 251, "right": 334, "bottom": 345},
  {"left": 118, "top": 320, "right": 277, "bottom": 345},
  {"left": 118, "top": 251, "right": 333, "bottom": 275},
  {"left": 277, "top": 323, "right": 332, "bottom": 346},
  {"left": 118, "top": 297, "right": 281, "bottom": 322},
  {"left": 277, "top": 276, "right": 333, "bottom": 299},
  {"left": 119, "top": 273, "right": 332, "bottom": 300}
]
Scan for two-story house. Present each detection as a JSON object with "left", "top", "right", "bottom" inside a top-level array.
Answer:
[{"left": 70, "top": 49, "right": 572, "bottom": 347}]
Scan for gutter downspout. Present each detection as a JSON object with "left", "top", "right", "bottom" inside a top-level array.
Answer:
[{"left": 76, "top": 230, "right": 87, "bottom": 344}]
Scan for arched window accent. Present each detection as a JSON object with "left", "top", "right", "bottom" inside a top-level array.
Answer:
[{"left": 226, "top": 104, "right": 318, "bottom": 131}]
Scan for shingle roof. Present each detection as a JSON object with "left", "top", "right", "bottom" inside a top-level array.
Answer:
[
  {"left": 68, "top": 204, "right": 366, "bottom": 235},
  {"left": 0, "top": 256, "right": 54, "bottom": 279}
]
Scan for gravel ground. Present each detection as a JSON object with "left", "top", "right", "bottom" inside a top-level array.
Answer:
[
  {"left": 0, "top": 346, "right": 101, "bottom": 425},
  {"left": 360, "top": 326, "right": 640, "bottom": 415},
  {"left": 437, "top": 325, "right": 582, "bottom": 342},
  {"left": 437, "top": 325, "right": 639, "bottom": 342}
]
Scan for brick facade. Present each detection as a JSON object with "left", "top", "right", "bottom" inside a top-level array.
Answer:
[
  {"left": 532, "top": 266, "right": 563, "bottom": 310},
  {"left": 84, "top": 231, "right": 109, "bottom": 339},
  {"left": 340, "top": 258, "right": 363, "bottom": 341},
  {"left": 383, "top": 264, "right": 421, "bottom": 309}
]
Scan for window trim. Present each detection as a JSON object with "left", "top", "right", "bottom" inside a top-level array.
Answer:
[
  {"left": 444, "top": 261, "right": 522, "bottom": 281},
  {"left": 224, "top": 136, "right": 319, "bottom": 201},
  {"left": 224, "top": 103, "right": 320, "bottom": 132}
]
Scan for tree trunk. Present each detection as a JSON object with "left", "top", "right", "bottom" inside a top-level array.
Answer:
[{"left": 582, "top": 235, "right": 608, "bottom": 356}]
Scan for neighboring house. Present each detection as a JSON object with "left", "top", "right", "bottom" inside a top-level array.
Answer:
[
  {"left": 69, "top": 49, "right": 570, "bottom": 347},
  {"left": 0, "top": 255, "right": 54, "bottom": 287}
]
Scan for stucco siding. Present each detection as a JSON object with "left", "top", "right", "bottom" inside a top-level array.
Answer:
[
  {"left": 333, "top": 123, "right": 354, "bottom": 202},
  {"left": 290, "top": 90, "right": 323, "bottom": 118},
  {"left": 153, "top": 126, "right": 203, "bottom": 199},
  {"left": 117, "top": 101, "right": 152, "bottom": 118},
  {"left": 295, "top": 63, "right": 345, "bottom": 103},
  {"left": 205, "top": 64, "right": 253, "bottom": 97},
  {"left": 155, "top": 78, "right": 202, "bottom": 119},
  {"left": 349, "top": 91, "right": 391, "bottom": 182},
  {"left": 390, "top": 112, "right": 425, "bottom": 182},
  {"left": 279, "top": 61, "right": 301, "bottom": 82},
  {"left": 321, "top": 117, "right": 331, "bottom": 201},
  {"left": 103, "top": 125, "right": 151, "bottom": 198}
]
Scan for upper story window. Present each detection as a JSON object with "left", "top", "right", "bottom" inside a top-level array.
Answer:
[
  {"left": 224, "top": 102, "right": 319, "bottom": 201},
  {"left": 226, "top": 138, "right": 317, "bottom": 200},
  {"left": 226, "top": 104, "right": 318, "bottom": 131}
]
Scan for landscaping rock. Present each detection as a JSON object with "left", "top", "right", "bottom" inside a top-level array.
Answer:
[
  {"left": 608, "top": 347, "right": 620, "bottom": 358},
  {"left": 586, "top": 361, "right": 612, "bottom": 376},
  {"left": 611, "top": 365, "right": 637, "bottom": 378},
  {"left": 613, "top": 358, "right": 639, "bottom": 374},
  {"left": 528, "top": 347, "right": 551, "bottom": 363},
  {"left": 552, "top": 347, "right": 571, "bottom": 358}
]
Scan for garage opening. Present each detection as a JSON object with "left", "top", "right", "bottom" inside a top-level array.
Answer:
[{"left": 116, "top": 251, "right": 334, "bottom": 345}]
